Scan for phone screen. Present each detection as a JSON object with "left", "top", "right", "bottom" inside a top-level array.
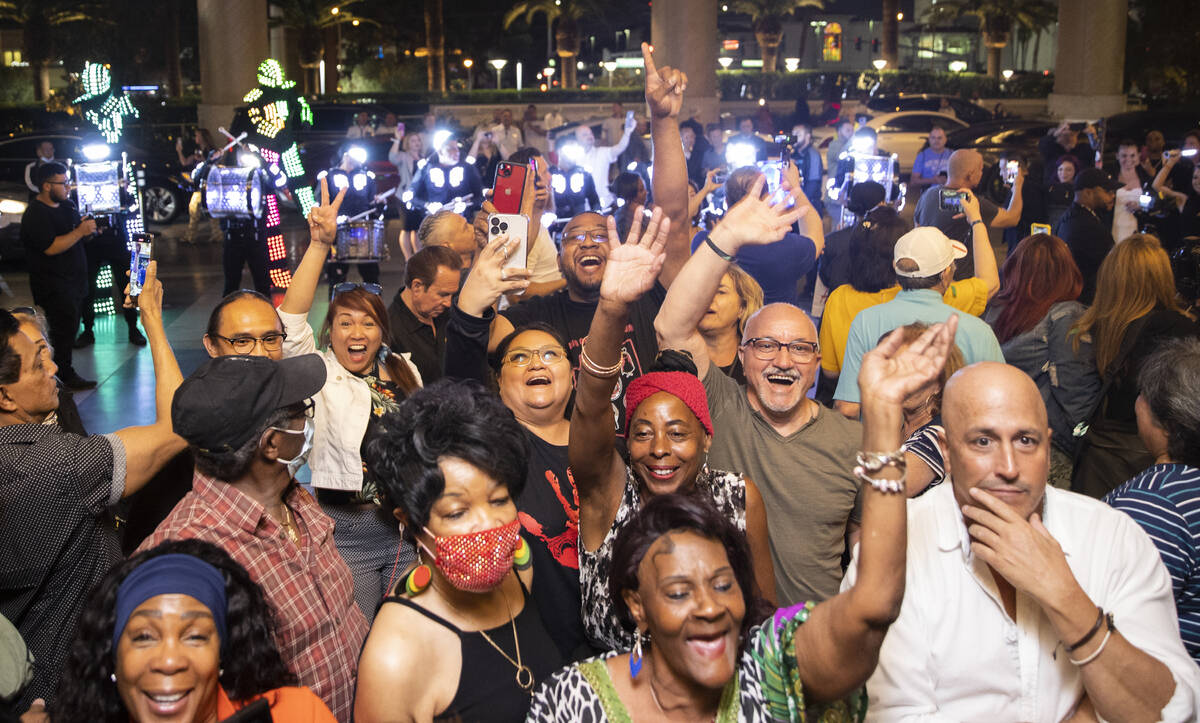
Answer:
[
  {"left": 939, "top": 188, "right": 964, "bottom": 211},
  {"left": 1004, "top": 160, "right": 1019, "bottom": 184},
  {"left": 128, "top": 237, "right": 152, "bottom": 296},
  {"left": 1030, "top": 222, "right": 1052, "bottom": 235}
]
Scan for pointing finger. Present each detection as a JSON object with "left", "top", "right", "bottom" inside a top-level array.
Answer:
[{"left": 641, "top": 42, "right": 658, "bottom": 78}]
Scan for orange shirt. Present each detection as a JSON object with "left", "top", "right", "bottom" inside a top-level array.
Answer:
[{"left": 217, "top": 685, "right": 337, "bottom": 723}]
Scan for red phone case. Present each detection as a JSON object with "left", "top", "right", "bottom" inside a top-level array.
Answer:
[{"left": 492, "top": 162, "right": 529, "bottom": 214}]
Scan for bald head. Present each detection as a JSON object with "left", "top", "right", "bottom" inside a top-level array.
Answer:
[
  {"left": 946, "top": 149, "right": 983, "bottom": 188},
  {"left": 942, "top": 362, "right": 1050, "bottom": 520},
  {"left": 743, "top": 302, "right": 816, "bottom": 344}
]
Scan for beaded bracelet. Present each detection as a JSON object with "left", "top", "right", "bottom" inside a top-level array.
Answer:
[
  {"left": 853, "top": 450, "right": 907, "bottom": 494},
  {"left": 579, "top": 345, "right": 622, "bottom": 379}
]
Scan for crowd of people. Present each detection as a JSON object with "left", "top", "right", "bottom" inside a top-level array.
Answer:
[{"left": 5, "top": 36, "right": 1200, "bottom": 723}]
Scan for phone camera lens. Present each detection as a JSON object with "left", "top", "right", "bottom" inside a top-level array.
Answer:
[{"left": 499, "top": 222, "right": 508, "bottom": 231}]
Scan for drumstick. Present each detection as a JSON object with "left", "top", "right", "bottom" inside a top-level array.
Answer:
[{"left": 216, "top": 128, "right": 249, "bottom": 155}]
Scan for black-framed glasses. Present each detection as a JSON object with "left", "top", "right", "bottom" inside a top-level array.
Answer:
[
  {"left": 742, "top": 337, "right": 819, "bottom": 362},
  {"left": 213, "top": 332, "right": 287, "bottom": 355},
  {"left": 333, "top": 282, "right": 382, "bottom": 298},
  {"left": 502, "top": 346, "right": 567, "bottom": 367}
]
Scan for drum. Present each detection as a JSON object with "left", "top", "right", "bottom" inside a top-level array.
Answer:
[
  {"left": 203, "top": 166, "right": 263, "bottom": 219},
  {"left": 75, "top": 161, "right": 122, "bottom": 215},
  {"left": 335, "top": 220, "right": 387, "bottom": 263}
]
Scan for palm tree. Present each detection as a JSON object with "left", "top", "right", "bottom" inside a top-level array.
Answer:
[
  {"left": 503, "top": 0, "right": 603, "bottom": 89},
  {"left": 731, "top": 0, "right": 824, "bottom": 73},
  {"left": 882, "top": 0, "right": 899, "bottom": 68},
  {"left": 424, "top": 0, "right": 445, "bottom": 93},
  {"left": 0, "top": 0, "right": 102, "bottom": 101},
  {"left": 268, "top": 0, "right": 374, "bottom": 95},
  {"left": 923, "top": 0, "right": 1058, "bottom": 80}
]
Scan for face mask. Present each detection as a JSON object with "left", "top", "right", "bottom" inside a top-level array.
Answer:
[
  {"left": 272, "top": 417, "right": 314, "bottom": 478},
  {"left": 420, "top": 519, "right": 520, "bottom": 593}
]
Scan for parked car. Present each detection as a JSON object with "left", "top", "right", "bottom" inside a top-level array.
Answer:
[
  {"left": 0, "top": 133, "right": 190, "bottom": 223},
  {"left": 815, "top": 111, "right": 969, "bottom": 175},
  {"left": 867, "top": 94, "right": 995, "bottom": 125},
  {"left": 0, "top": 183, "right": 26, "bottom": 262}
]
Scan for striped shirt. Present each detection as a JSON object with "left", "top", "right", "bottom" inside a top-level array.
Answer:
[{"left": 1106, "top": 463, "right": 1200, "bottom": 663}]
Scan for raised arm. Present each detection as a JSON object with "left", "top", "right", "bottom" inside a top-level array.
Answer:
[
  {"left": 447, "top": 233, "right": 532, "bottom": 382},
  {"left": 793, "top": 316, "right": 958, "bottom": 703},
  {"left": 114, "top": 261, "right": 188, "bottom": 497},
  {"left": 782, "top": 158, "right": 825, "bottom": 256},
  {"left": 654, "top": 177, "right": 805, "bottom": 379},
  {"left": 280, "top": 178, "right": 345, "bottom": 316},
  {"left": 688, "top": 168, "right": 722, "bottom": 222},
  {"left": 609, "top": 114, "right": 635, "bottom": 158},
  {"left": 989, "top": 164, "right": 1026, "bottom": 229},
  {"left": 642, "top": 42, "right": 691, "bottom": 287},
  {"left": 960, "top": 189, "right": 1000, "bottom": 298},
  {"left": 571, "top": 208, "right": 669, "bottom": 551},
  {"left": 1153, "top": 152, "right": 1188, "bottom": 210}
]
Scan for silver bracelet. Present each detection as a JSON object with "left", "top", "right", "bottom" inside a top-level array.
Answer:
[{"left": 854, "top": 450, "right": 907, "bottom": 494}]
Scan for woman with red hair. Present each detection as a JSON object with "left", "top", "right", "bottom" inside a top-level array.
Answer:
[
  {"left": 983, "top": 233, "right": 1100, "bottom": 486},
  {"left": 569, "top": 206, "right": 775, "bottom": 652},
  {"left": 278, "top": 179, "right": 423, "bottom": 621}
]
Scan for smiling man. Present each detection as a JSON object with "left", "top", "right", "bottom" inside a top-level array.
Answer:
[{"left": 846, "top": 362, "right": 1200, "bottom": 721}]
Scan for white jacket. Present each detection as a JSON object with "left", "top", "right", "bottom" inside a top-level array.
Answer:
[{"left": 279, "top": 309, "right": 422, "bottom": 491}]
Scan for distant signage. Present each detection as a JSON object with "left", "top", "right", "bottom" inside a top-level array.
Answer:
[{"left": 722, "top": 39, "right": 740, "bottom": 51}]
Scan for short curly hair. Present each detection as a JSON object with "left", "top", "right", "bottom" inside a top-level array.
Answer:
[
  {"left": 53, "top": 540, "right": 296, "bottom": 723},
  {"left": 365, "top": 380, "right": 530, "bottom": 541}
]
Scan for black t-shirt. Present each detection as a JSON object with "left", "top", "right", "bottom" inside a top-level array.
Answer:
[
  {"left": 913, "top": 183, "right": 1000, "bottom": 281},
  {"left": 520, "top": 432, "right": 585, "bottom": 660},
  {"left": 501, "top": 283, "right": 667, "bottom": 432},
  {"left": 1054, "top": 203, "right": 1113, "bottom": 305},
  {"left": 19, "top": 199, "right": 86, "bottom": 288},
  {"left": 1106, "top": 309, "right": 1200, "bottom": 424}
]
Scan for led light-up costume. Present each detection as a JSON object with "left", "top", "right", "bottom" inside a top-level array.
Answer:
[
  {"left": 827, "top": 127, "right": 905, "bottom": 230},
  {"left": 71, "top": 63, "right": 147, "bottom": 330},
  {"left": 229, "top": 59, "right": 315, "bottom": 290},
  {"left": 549, "top": 138, "right": 600, "bottom": 220},
  {"left": 405, "top": 130, "right": 483, "bottom": 223},
  {"left": 318, "top": 144, "right": 383, "bottom": 287}
]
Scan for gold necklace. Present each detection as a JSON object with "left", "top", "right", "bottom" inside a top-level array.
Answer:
[
  {"left": 277, "top": 503, "right": 301, "bottom": 547},
  {"left": 444, "top": 586, "right": 534, "bottom": 692}
]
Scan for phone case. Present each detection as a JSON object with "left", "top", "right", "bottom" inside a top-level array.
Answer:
[
  {"left": 488, "top": 214, "right": 529, "bottom": 269},
  {"left": 492, "top": 162, "right": 529, "bottom": 215}
]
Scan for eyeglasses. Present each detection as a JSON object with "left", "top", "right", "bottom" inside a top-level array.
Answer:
[
  {"left": 214, "top": 332, "right": 287, "bottom": 355},
  {"left": 502, "top": 346, "right": 567, "bottom": 367},
  {"left": 270, "top": 399, "right": 316, "bottom": 434},
  {"left": 333, "top": 282, "right": 382, "bottom": 298},
  {"left": 742, "top": 337, "right": 819, "bottom": 362},
  {"left": 563, "top": 230, "right": 608, "bottom": 245}
]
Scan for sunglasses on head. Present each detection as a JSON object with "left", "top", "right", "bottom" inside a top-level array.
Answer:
[{"left": 332, "top": 282, "right": 382, "bottom": 299}]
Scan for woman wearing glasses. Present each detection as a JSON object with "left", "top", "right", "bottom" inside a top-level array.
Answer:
[
  {"left": 570, "top": 206, "right": 776, "bottom": 652},
  {"left": 277, "top": 179, "right": 423, "bottom": 622},
  {"left": 445, "top": 232, "right": 586, "bottom": 658}
]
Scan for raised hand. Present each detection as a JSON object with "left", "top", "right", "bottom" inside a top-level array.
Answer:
[
  {"left": 709, "top": 175, "right": 807, "bottom": 252},
  {"left": 642, "top": 42, "right": 687, "bottom": 120},
  {"left": 857, "top": 315, "right": 958, "bottom": 407},
  {"left": 307, "top": 176, "right": 346, "bottom": 247},
  {"left": 457, "top": 233, "right": 532, "bottom": 317},
  {"left": 123, "top": 260, "right": 163, "bottom": 325},
  {"left": 599, "top": 206, "right": 669, "bottom": 304}
]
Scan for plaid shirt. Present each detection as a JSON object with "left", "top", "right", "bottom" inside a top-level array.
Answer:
[{"left": 139, "top": 472, "right": 368, "bottom": 722}]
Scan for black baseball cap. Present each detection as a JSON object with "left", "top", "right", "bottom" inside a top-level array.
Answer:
[
  {"left": 847, "top": 181, "right": 887, "bottom": 215},
  {"left": 1074, "top": 167, "right": 1121, "bottom": 192},
  {"left": 171, "top": 354, "right": 326, "bottom": 452}
]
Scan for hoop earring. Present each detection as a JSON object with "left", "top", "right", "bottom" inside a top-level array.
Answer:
[
  {"left": 629, "top": 630, "right": 644, "bottom": 678},
  {"left": 110, "top": 672, "right": 117, "bottom": 683}
]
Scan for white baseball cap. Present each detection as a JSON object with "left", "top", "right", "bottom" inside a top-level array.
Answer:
[{"left": 893, "top": 226, "right": 968, "bottom": 278}]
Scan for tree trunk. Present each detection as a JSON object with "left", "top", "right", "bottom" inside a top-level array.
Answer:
[
  {"left": 323, "top": 25, "right": 340, "bottom": 94},
  {"left": 555, "top": 17, "right": 580, "bottom": 89},
  {"left": 982, "top": 30, "right": 1009, "bottom": 80},
  {"left": 1032, "top": 30, "right": 1043, "bottom": 71},
  {"left": 756, "top": 31, "right": 783, "bottom": 73},
  {"left": 882, "top": 0, "right": 899, "bottom": 68},
  {"left": 22, "top": 19, "right": 51, "bottom": 102},
  {"left": 424, "top": 0, "right": 446, "bottom": 93}
]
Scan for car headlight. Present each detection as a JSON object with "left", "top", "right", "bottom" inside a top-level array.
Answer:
[{"left": 0, "top": 199, "right": 27, "bottom": 214}]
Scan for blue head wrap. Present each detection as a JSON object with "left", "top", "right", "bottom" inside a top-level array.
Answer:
[{"left": 112, "top": 554, "right": 228, "bottom": 653}]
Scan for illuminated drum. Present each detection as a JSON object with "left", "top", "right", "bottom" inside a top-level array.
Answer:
[
  {"left": 74, "top": 161, "right": 122, "bottom": 215},
  {"left": 203, "top": 166, "right": 263, "bottom": 219},
  {"left": 335, "top": 220, "right": 387, "bottom": 263}
]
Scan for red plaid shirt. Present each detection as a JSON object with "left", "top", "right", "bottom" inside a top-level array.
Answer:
[{"left": 139, "top": 472, "right": 368, "bottom": 722}]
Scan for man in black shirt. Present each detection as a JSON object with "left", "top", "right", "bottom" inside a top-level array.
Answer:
[
  {"left": 386, "top": 245, "right": 461, "bottom": 384},
  {"left": 19, "top": 162, "right": 97, "bottom": 390},
  {"left": 1054, "top": 167, "right": 1120, "bottom": 304}
]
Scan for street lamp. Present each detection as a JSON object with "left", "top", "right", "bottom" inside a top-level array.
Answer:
[
  {"left": 948, "top": 60, "right": 968, "bottom": 73},
  {"left": 718, "top": 56, "right": 734, "bottom": 69},
  {"left": 602, "top": 60, "right": 617, "bottom": 87},
  {"left": 490, "top": 58, "right": 507, "bottom": 89},
  {"left": 330, "top": 6, "right": 338, "bottom": 14},
  {"left": 872, "top": 59, "right": 888, "bottom": 70},
  {"left": 1001, "top": 68, "right": 1014, "bottom": 81},
  {"left": 464, "top": 58, "right": 474, "bottom": 91},
  {"left": 784, "top": 57, "right": 800, "bottom": 72}
]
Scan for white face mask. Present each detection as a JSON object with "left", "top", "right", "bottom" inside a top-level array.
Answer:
[{"left": 272, "top": 417, "right": 314, "bottom": 478}]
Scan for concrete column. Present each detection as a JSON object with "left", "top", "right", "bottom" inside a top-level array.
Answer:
[
  {"left": 197, "top": 0, "right": 269, "bottom": 137},
  {"left": 269, "top": 4, "right": 301, "bottom": 84},
  {"left": 1047, "top": 0, "right": 1127, "bottom": 119},
  {"left": 651, "top": 0, "right": 719, "bottom": 124}
]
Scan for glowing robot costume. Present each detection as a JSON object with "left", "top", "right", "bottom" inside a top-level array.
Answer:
[
  {"left": 407, "top": 158, "right": 483, "bottom": 219},
  {"left": 550, "top": 165, "right": 600, "bottom": 220}
]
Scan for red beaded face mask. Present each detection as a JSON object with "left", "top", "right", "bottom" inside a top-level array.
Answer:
[{"left": 421, "top": 519, "right": 521, "bottom": 593}]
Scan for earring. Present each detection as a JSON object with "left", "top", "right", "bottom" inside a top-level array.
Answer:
[
  {"left": 514, "top": 536, "right": 532, "bottom": 570},
  {"left": 629, "top": 631, "right": 644, "bottom": 678},
  {"left": 219, "top": 668, "right": 225, "bottom": 677},
  {"left": 405, "top": 558, "right": 433, "bottom": 596},
  {"left": 110, "top": 673, "right": 117, "bottom": 683}
]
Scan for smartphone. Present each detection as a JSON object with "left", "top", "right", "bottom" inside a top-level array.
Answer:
[
  {"left": 397, "top": 121, "right": 405, "bottom": 135},
  {"left": 1003, "top": 160, "right": 1019, "bottom": 184},
  {"left": 713, "top": 170, "right": 729, "bottom": 185},
  {"left": 758, "top": 161, "right": 785, "bottom": 193},
  {"left": 626, "top": 110, "right": 635, "bottom": 124},
  {"left": 1182, "top": 149, "right": 1199, "bottom": 159},
  {"left": 1139, "top": 193, "right": 1154, "bottom": 211},
  {"left": 128, "top": 235, "right": 152, "bottom": 297},
  {"left": 488, "top": 213, "right": 529, "bottom": 269},
  {"left": 1030, "top": 222, "right": 1052, "bottom": 235},
  {"left": 938, "top": 188, "right": 967, "bottom": 212},
  {"left": 492, "top": 161, "right": 530, "bottom": 214}
]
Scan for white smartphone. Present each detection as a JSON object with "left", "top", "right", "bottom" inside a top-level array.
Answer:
[{"left": 488, "top": 213, "right": 529, "bottom": 269}]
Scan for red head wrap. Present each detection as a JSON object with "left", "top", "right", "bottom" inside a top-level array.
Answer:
[{"left": 624, "top": 371, "right": 714, "bottom": 437}]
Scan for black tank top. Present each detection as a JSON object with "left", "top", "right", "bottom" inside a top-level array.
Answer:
[{"left": 383, "top": 574, "right": 563, "bottom": 722}]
